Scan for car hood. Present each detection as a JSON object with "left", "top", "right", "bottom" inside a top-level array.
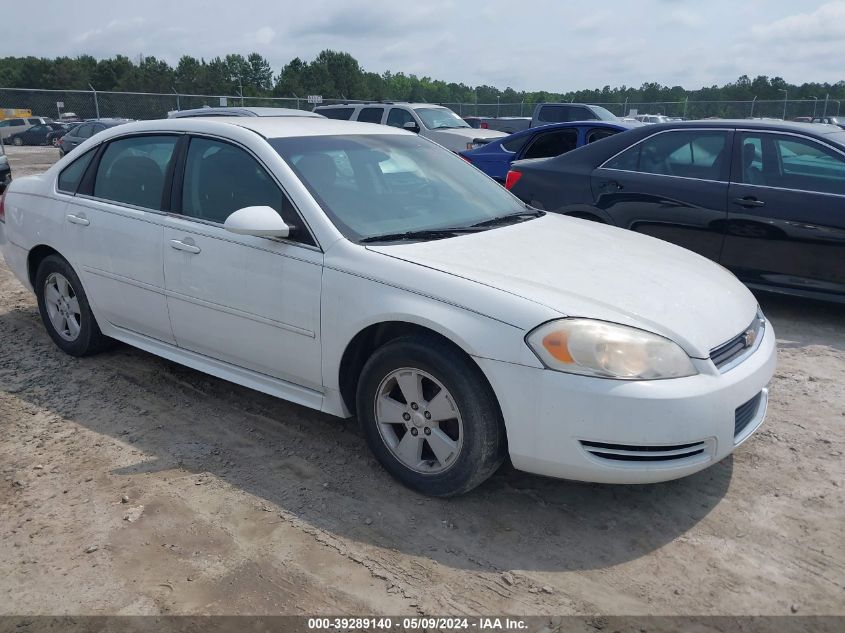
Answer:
[
  {"left": 366, "top": 214, "right": 758, "bottom": 357},
  {"left": 426, "top": 127, "right": 507, "bottom": 151}
]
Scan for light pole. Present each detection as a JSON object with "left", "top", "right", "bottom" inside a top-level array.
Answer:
[
  {"left": 496, "top": 95, "right": 500, "bottom": 117},
  {"left": 750, "top": 95, "right": 757, "bottom": 118},
  {"left": 823, "top": 93, "right": 829, "bottom": 117},
  {"left": 778, "top": 89, "right": 788, "bottom": 120},
  {"left": 811, "top": 96, "right": 818, "bottom": 118}
]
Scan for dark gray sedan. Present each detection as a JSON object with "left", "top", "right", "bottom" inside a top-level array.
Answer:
[{"left": 506, "top": 120, "right": 845, "bottom": 303}]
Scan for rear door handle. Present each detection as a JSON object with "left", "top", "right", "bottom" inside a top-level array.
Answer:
[
  {"left": 732, "top": 197, "right": 765, "bottom": 208},
  {"left": 66, "top": 214, "right": 89, "bottom": 226},
  {"left": 170, "top": 239, "right": 201, "bottom": 254},
  {"left": 599, "top": 180, "right": 623, "bottom": 191}
]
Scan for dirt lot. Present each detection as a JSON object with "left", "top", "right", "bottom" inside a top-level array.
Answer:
[{"left": 1, "top": 145, "right": 843, "bottom": 616}]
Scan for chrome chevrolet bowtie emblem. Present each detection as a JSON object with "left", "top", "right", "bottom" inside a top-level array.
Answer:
[{"left": 743, "top": 329, "right": 757, "bottom": 348}]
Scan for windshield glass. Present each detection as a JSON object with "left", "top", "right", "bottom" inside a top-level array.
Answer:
[
  {"left": 270, "top": 134, "right": 526, "bottom": 242},
  {"left": 414, "top": 108, "right": 470, "bottom": 130},
  {"left": 591, "top": 105, "right": 619, "bottom": 121}
]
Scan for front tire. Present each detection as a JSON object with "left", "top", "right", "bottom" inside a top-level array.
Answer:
[
  {"left": 35, "top": 255, "right": 112, "bottom": 356},
  {"left": 356, "top": 336, "right": 506, "bottom": 496}
]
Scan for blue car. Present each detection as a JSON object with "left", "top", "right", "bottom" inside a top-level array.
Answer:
[{"left": 460, "top": 120, "right": 639, "bottom": 182}]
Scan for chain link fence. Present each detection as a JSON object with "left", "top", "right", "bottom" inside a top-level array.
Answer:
[{"left": 1, "top": 87, "right": 842, "bottom": 122}]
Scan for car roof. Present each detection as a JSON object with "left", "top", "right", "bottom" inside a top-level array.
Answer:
[
  {"left": 317, "top": 102, "right": 454, "bottom": 111},
  {"left": 168, "top": 106, "right": 323, "bottom": 119},
  {"left": 646, "top": 119, "right": 845, "bottom": 136},
  {"left": 90, "top": 116, "right": 411, "bottom": 140}
]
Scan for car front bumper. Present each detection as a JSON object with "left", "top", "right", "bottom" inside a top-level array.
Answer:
[{"left": 475, "top": 321, "right": 777, "bottom": 484}]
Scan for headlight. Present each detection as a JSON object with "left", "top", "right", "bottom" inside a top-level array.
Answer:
[{"left": 526, "top": 319, "right": 697, "bottom": 380}]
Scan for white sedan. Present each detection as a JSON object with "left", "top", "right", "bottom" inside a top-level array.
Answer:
[{"left": 0, "top": 117, "right": 776, "bottom": 496}]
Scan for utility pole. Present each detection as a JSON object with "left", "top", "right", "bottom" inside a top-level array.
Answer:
[
  {"left": 778, "top": 89, "right": 788, "bottom": 120},
  {"left": 750, "top": 95, "right": 757, "bottom": 118},
  {"left": 172, "top": 86, "right": 180, "bottom": 111},
  {"left": 823, "top": 93, "right": 829, "bottom": 117},
  {"left": 811, "top": 96, "right": 818, "bottom": 118},
  {"left": 88, "top": 83, "right": 100, "bottom": 120}
]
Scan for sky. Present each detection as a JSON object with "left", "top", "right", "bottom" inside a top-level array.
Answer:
[{"left": 1, "top": 0, "right": 844, "bottom": 92}]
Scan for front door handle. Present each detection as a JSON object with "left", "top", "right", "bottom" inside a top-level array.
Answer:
[
  {"left": 732, "top": 197, "right": 765, "bottom": 208},
  {"left": 170, "top": 239, "right": 201, "bottom": 254},
  {"left": 66, "top": 214, "right": 90, "bottom": 226}
]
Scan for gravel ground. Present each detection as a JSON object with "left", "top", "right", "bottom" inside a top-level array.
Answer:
[{"left": 1, "top": 145, "right": 843, "bottom": 616}]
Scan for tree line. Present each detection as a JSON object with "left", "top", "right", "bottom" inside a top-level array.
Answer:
[{"left": 1, "top": 50, "right": 844, "bottom": 110}]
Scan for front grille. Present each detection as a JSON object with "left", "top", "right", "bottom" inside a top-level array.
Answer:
[
  {"left": 735, "top": 392, "right": 763, "bottom": 438},
  {"left": 580, "top": 440, "right": 707, "bottom": 462},
  {"left": 710, "top": 311, "right": 765, "bottom": 371}
]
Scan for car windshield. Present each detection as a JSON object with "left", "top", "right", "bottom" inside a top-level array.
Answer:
[
  {"left": 590, "top": 105, "right": 618, "bottom": 121},
  {"left": 414, "top": 108, "right": 470, "bottom": 130},
  {"left": 270, "top": 134, "right": 527, "bottom": 242}
]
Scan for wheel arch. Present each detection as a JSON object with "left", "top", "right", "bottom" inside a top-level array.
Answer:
[
  {"left": 337, "top": 320, "right": 503, "bottom": 426},
  {"left": 27, "top": 244, "right": 62, "bottom": 288}
]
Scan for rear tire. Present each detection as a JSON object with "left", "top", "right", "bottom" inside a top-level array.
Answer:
[
  {"left": 35, "top": 255, "right": 112, "bottom": 356},
  {"left": 356, "top": 335, "right": 506, "bottom": 496}
]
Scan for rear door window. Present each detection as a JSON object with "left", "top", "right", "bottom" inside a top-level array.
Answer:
[
  {"left": 74, "top": 124, "right": 95, "bottom": 139},
  {"left": 586, "top": 127, "right": 620, "bottom": 143},
  {"left": 522, "top": 129, "right": 579, "bottom": 159},
  {"left": 604, "top": 130, "right": 729, "bottom": 181},
  {"left": 501, "top": 135, "right": 529, "bottom": 153},
  {"left": 93, "top": 135, "right": 178, "bottom": 209},
  {"left": 357, "top": 107, "right": 384, "bottom": 124},
  {"left": 317, "top": 107, "right": 354, "bottom": 121}
]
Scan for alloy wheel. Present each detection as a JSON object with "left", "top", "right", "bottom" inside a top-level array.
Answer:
[
  {"left": 44, "top": 272, "right": 81, "bottom": 341},
  {"left": 374, "top": 367, "right": 464, "bottom": 474}
]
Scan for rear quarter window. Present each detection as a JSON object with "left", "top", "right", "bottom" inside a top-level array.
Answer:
[
  {"left": 57, "top": 148, "right": 96, "bottom": 194},
  {"left": 317, "top": 107, "right": 355, "bottom": 121}
]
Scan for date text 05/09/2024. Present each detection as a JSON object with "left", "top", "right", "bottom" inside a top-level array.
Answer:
[{"left": 307, "top": 617, "right": 529, "bottom": 630}]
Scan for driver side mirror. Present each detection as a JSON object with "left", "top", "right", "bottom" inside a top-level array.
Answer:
[
  {"left": 403, "top": 121, "right": 420, "bottom": 133},
  {"left": 224, "top": 206, "right": 290, "bottom": 238}
]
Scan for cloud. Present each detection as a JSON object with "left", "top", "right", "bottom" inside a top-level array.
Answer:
[
  {"left": 659, "top": 8, "right": 703, "bottom": 28},
  {"left": 74, "top": 17, "right": 147, "bottom": 44},
  {"left": 251, "top": 27, "right": 276, "bottom": 45},
  {"left": 751, "top": 1, "right": 845, "bottom": 42}
]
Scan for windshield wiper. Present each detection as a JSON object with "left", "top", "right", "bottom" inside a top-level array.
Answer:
[
  {"left": 470, "top": 209, "right": 544, "bottom": 229},
  {"left": 359, "top": 227, "right": 480, "bottom": 244}
]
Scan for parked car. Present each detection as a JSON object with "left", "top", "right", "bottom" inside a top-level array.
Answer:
[
  {"left": 530, "top": 103, "right": 619, "bottom": 127},
  {"left": 0, "top": 116, "right": 776, "bottom": 495},
  {"left": 46, "top": 123, "right": 77, "bottom": 147},
  {"left": 314, "top": 102, "right": 506, "bottom": 152},
  {"left": 812, "top": 116, "right": 845, "bottom": 130},
  {"left": 0, "top": 116, "right": 52, "bottom": 141},
  {"left": 635, "top": 114, "right": 671, "bottom": 124},
  {"left": 168, "top": 106, "right": 324, "bottom": 119},
  {"left": 463, "top": 117, "right": 532, "bottom": 134},
  {"left": 6, "top": 122, "right": 69, "bottom": 146},
  {"left": 0, "top": 140, "right": 10, "bottom": 192},
  {"left": 506, "top": 119, "right": 845, "bottom": 303},
  {"left": 58, "top": 119, "right": 130, "bottom": 156},
  {"left": 460, "top": 120, "right": 638, "bottom": 181}
]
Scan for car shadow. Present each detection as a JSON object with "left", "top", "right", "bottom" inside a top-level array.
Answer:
[
  {"left": 755, "top": 291, "right": 845, "bottom": 353},
  {"left": 1, "top": 304, "right": 736, "bottom": 573}
]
